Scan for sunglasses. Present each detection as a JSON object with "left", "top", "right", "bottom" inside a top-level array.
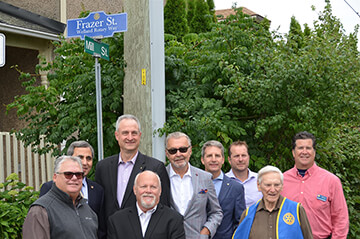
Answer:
[
  {"left": 57, "top": 171, "right": 84, "bottom": 180},
  {"left": 167, "top": 146, "right": 190, "bottom": 155}
]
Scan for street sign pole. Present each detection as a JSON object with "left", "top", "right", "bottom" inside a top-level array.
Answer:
[
  {"left": 95, "top": 56, "right": 104, "bottom": 161},
  {"left": 84, "top": 36, "right": 109, "bottom": 161},
  {"left": 69, "top": 11, "right": 127, "bottom": 161}
]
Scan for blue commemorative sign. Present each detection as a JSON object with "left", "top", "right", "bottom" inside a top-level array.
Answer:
[{"left": 67, "top": 11, "right": 127, "bottom": 39}]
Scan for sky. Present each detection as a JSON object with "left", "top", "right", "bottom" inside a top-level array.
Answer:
[{"left": 214, "top": 0, "right": 360, "bottom": 47}]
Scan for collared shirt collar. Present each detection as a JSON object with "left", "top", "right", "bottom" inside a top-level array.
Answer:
[
  {"left": 257, "top": 195, "right": 284, "bottom": 212},
  {"left": 295, "top": 162, "right": 318, "bottom": 177},
  {"left": 136, "top": 202, "right": 157, "bottom": 216},
  {"left": 169, "top": 163, "right": 192, "bottom": 178},
  {"left": 118, "top": 151, "right": 139, "bottom": 165},
  {"left": 228, "top": 168, "right": 257, "bottom": 181},
  {"left": 247, "top": 169, "right": 258, "bottom": 180},
  {"left": 213, "top": 171, "right": 224, "bottom": 181}
]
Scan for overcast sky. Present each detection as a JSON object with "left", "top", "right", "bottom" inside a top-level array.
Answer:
[{"left": 214, "top": 0, "right": 360, "bottom": 48}]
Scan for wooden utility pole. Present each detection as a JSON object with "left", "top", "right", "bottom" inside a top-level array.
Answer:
[{"left": 123, "top": 0, "right": 166, "bottom": 161}]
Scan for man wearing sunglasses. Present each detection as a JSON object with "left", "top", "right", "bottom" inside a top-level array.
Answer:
[
  {"left": 95, "top": 114, "right": 171, "bottom": 222},
  {"left": 23, "top": 156, "right": 98, "bottom": 238},
  {"left": 165, "top": 132, "right": 223, "bottom": 239},
  {"left": 39, "top": 140, "right": 105, "bottom": 238}
]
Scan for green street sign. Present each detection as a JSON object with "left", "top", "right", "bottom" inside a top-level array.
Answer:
[{"left": 84, "top": 36, "right": 109, "bottom": 61}]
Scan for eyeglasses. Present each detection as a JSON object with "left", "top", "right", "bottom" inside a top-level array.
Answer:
[
  {"left": 56, "top": 171, "right": 84, "bottom": 180},
  {"left": 166, "top": 146, "right": 190, "bottom": 155}
]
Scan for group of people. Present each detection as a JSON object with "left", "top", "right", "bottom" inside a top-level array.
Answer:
[{"left": 22, "top": 114, "right": 349, "bottom": 239}]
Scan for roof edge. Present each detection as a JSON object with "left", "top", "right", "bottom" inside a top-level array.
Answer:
[
  {"left": 0, "top": 23, "right": 61, "bottom": 41},
  {"left": 0, "top": 1, "right": 66, "bottom": 34}
]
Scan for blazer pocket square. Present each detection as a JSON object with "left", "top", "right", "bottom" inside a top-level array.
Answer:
[{"left": 198, "top": 189, "right": 208, "bottom": 194}]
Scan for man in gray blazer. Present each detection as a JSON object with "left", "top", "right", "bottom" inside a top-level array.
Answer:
[{"left": 165, "top": 132, "right": 223, "bottom": 239}]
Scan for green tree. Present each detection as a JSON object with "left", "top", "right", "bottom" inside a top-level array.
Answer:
[
  {"left": 186, "top": 0, "right": 196, "bottom": 29},
  {"left": 206, "top": 0, "right": 216, "bottom": 21},
  {"left": 189, "top": 0, "right": 212, "bottom": 33},
  {"left": 287, "top": 16, "right": 304, "bottom": 50},
  {"left": 163, "top": 3, "right": 360, "bottom": 236},
  {"left": 7, "top": 33, "right": 125, "bottom": 164},
  {"left": 6, "top": 2, "right": 360, "bottom": 237},
  {"left": 164, "top": 0, "right": 189, "bottom": 40}
]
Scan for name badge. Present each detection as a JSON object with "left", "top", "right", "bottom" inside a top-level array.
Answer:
[{"left": 317, "top": 194, "right": 327, "bottom": 202}]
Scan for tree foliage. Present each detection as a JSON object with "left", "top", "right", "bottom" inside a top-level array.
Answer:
[
  {"left": 164, "top": 0, "right": 189, "bottom": 40},
  {"left": 6, "top": 2, "right": 360, "bottom": 237},
  {"left": 163, "top": 5, "right": 359, "bottom": 236},
  {"left": 206, "top": 0, "right": 216, "bottom": 22},
  {"left": 6, "top": 33, "right": 125, "bottom": 164},
  {"left": 0, "top": 173, "right": 38, "bottom": 238},
  {"left": 186, "top": 0, "right": 196, "bottom": 29},
  {"left": 287, "top": 16, "right": 304, "bottom": 49},
  {"left": 189, "top": 0, "right": 212, "bottom": 33}
]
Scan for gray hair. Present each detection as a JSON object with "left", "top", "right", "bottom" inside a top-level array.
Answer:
[
  {"left": 257, "top": 165, "right": 283, "bottom": 184},
  {"left": 165, "top": 132, "right": 192, "bottom": 148},
  {"left": 134, "top": 170, "right": 161, "bottom": 189},
  {"left": 67, "top": 140, "right": 94, "bottom": 158},
  {"left": 54, "top": 156, "right": 83, "bottom": 173},
  {"left": 201, "top": 140, "right": 224, "bottom": 158},
  {"left": 115, "top": 114, "right": 141, "bottom": 132}
]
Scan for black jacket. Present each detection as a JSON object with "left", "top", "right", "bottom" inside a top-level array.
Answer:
[{"left": 95, "top": 151, "right": 171, "bottom": 221}]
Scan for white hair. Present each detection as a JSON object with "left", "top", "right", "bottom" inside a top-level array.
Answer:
[{"left": 257, "top": 165, "right": 283, "bottom": 184}]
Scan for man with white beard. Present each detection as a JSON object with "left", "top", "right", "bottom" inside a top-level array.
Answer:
[{"left": 107, "top": 171, "right": 185, "bottom": 239}]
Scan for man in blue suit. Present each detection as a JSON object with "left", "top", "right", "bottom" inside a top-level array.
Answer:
[
  {"left": 39, "top": 140, "right": 105, "bottom": 238},
  {"left": 201, "top": 140, "right": 246, "bottom": 239}
]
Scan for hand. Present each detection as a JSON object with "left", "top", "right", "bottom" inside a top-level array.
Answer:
[{"left": 200, "top": 227, "right": 210, "bottom": 235}]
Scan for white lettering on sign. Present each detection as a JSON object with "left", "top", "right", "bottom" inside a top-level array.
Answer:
[
  {"left": 76, "top": 20, "right": 105, "bottom": 29},
  {"left": 86, "top": 41, "right": 94, "bottom": 51},
  {"left": 106, "top": 17, "right": 118, "bottom": 26},
  {"left": 101, "top": 46, "right": 108, "bottom": 57}
]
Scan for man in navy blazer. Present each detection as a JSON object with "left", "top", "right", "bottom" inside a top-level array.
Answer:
[
  {"left": 95, "top": 114, "right": 170, "bottom": 222},
  {"left": 39, "top": 140, "right": 105, "bottom": 238},
  {"left": 201, "top": 140, "right": 246, "bottom": 239},
  {"left": 107, "top": 171, "right": 185, "bottom": 239}
]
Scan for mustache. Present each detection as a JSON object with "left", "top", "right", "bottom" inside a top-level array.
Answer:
[{"left": 141, "top": 193, "right": 155, "bottom": 198}]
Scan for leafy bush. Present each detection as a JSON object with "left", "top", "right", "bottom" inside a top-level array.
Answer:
[
  {"left": 319, "top": 126, "right": 360, "bottom": 238},
  {"left": 7, "top": 33, "right": 125, "bottom": 164},
  {"left": 163, "top": 3, "right": 360, "bottom": 237},
  {"left": 0, "top": 173, "right": 39, "bottom": 238}
]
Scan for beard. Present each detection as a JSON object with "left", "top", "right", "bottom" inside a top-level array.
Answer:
[
  {"left": 139, "top": 194, "right": 156, "bottom": 209},
  {"left": 171, "top": 156, "right": 188, "bottom": 169}
]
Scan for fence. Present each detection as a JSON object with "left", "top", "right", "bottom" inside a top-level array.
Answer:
[{"left": 0, "top": 132, "right": 55, "bottom": 191}]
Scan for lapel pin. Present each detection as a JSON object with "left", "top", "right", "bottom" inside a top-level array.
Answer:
[{"left": 91, "top": 186, "right": 94, "bottom": 189}]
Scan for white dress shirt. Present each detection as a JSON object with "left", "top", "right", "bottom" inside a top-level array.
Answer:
[
  {"left": 169, "top": 163, "right": 193, "bottom": 215},
  {"left": 226, "top": 168, "right": 262, "bottom": 207},
  {"left": 81, "top": 177, "right": 88, "bottom": 200},
  {"left": 136, "top": 203, "right": 157, "bottom": 237}
]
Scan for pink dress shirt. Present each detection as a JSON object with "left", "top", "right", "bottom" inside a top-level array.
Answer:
[
  {"left": 117, "top": 152, "right": 138, "bottom": 207},
  {"left": 282, "top": 163, "right": 349, "bottom": 239}
]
